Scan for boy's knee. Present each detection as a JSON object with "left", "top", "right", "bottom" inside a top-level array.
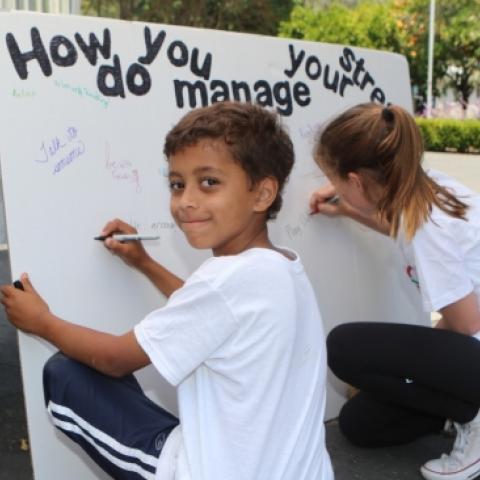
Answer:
[{"left": 43, "top": 352, "right": 79, "bottom": 406}]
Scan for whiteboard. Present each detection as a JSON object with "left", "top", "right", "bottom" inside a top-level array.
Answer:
[{"left": 0, "top": 11, "right": 428, "bottom": 480}]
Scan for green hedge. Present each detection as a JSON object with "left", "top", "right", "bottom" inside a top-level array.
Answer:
[{"left": 415, "top": 118, "right": 480, "bottom": 153}]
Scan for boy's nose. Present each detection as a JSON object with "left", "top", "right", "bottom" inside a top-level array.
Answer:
[{"left": 178, "top": 185, "right": 198, "bottom": 209}]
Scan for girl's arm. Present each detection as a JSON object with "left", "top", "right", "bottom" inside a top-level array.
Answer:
[
  {"left": 0, "top": 275, "right": 150, "bottom": 377},
  {"left": 310, "top": 185, "right": 390, "bottom": 235},
  {"left": 101, "top": 218, "right": 184, "bottom": 298},
  {"left": 437, "top": 291, "right": 480, "bottom": 336}
]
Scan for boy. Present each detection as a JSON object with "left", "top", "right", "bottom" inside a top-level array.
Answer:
[{"left": 1, "top": 101, "right": 333, "bottom": 480}]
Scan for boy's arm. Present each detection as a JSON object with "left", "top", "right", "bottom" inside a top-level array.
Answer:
[
  {"left": 101, "top": 218, "right": 184, "bottom": 298},
  {"left": 1, "top": 274, "right": 150, "bottom": 377}
]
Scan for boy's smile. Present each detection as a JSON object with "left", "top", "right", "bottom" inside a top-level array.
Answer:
[{"left": 168, "top": 139, "right": 272, "bottom": 256}]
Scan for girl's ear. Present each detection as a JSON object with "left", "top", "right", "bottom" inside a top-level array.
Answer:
[
  {"left": 347, "top": 172, "right": 365, "bottom": 192},
  {"left": 254, "top": 177, "right": 278, "bottom": 213}
]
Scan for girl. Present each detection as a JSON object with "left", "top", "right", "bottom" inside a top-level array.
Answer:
[{"left": 310, "top": 102, "right": 480, "bottom": 480}]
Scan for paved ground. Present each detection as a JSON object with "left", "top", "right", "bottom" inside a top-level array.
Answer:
[
  {"left": 0, "top": 251, "right": 33, "bottom": 480},
  {"left": 424, "top": 151, "right": 480, "bottom": 192},
  {"left": 0, "top": 152, "right": 478, "bottom": 479}
]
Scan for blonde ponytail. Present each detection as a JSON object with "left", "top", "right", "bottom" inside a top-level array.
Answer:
[{"left": 315, "top": 103, "right": 468, "bottom": 240}]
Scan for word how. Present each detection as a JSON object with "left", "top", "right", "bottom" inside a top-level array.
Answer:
[{"left": 6, "top": 27, "right": 211, "bottom": 99}]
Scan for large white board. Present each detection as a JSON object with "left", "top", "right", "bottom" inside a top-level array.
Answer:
[{"left": 0, "top": 12, "right": 428, "bottom": 480}]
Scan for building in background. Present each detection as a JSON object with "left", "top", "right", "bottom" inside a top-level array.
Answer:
[{"left": 0, "top": 0, "right": 80, "bottom": 14}]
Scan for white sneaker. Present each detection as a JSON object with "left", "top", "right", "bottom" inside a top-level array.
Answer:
[{"left": 421, "top": 419, "right": 480, "bottom": 480}]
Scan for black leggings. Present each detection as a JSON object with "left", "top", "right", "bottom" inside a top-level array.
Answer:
[{"left": 327, "top": 322, "right": 480, "bottom": 447}]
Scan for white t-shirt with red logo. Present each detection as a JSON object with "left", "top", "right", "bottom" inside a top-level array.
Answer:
[
  {"left": 397, "top": 169, "right": 480, "bottom": 315},
  {"left": 134, "top": 247, "right": 333, "bottom": 480}
]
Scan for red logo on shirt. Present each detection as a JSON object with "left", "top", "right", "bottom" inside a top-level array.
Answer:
[{"left": 406, "top": 265, "right": 420, "bottom": 290}]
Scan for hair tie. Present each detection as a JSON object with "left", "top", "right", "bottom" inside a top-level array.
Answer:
[{"left": 382, "top": 106, "right": 394, "bottom": 122}]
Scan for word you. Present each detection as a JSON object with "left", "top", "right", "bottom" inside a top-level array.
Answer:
[
  {"left": 36, "top": 126, "right": 86, "bottom": 175},
  {"left": 6, "top": 27, "right": 211, "bottom": 99},
  {"left": 105, "top": 142, "right": 142, "bottom": 193}
]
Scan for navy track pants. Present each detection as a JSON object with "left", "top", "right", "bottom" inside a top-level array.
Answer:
[{"left": 43, "top": 352, "right": 179, "bottom": 480}]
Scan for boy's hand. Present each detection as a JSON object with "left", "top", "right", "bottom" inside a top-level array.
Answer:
[
  {"left": 309, "top": 184, "right": 344, "bottom": 217},
  {"left": 0, "top": 273, "right": 51, "bottom": 336},
  {"left": 100, "top": 218, "right": 151, "bottom": 270}
]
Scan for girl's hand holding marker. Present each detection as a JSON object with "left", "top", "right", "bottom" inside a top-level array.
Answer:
[{"left": 309, "top": 185, "right": 342, "bottom": 216}]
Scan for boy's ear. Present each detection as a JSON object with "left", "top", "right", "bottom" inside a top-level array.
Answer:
[{"left": 253, "top": 177, "right": 278, "bottom": 213}]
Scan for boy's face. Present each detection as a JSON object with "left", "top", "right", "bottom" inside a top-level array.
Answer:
[{"left": 168, "top": 139, "right": 266, "bottom": 256}]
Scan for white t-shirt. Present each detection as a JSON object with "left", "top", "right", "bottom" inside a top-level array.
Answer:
[
  {"left": 134, "top": 247, "right": 333, "bottom": 480},
  {"left": 397, "top": 169, "right": 480, "bottom": 313}
]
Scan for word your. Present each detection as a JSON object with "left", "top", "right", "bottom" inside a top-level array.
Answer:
[
  {"left": 36, "top": 126, "right": 86, "bottom": 175},
  {"left": 284, "top": 45, "right": 387, "bottom": 104},
  {"left": 105, "top": 142, "right": 142, "bottom": 193},
  {"left": 54, "top": 79, "right": 109, "bottom": 108},
  {"left": 11, "top": 87, "right": 35, "bottom": 98},
  {"left": 6, "top": 27, "right": 211, "bottom": 99}
]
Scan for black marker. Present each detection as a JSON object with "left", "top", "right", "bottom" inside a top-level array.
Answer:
[
  {"left": 326, "top": 195, "right": 340, "bottom": 205},
  {"left": 13, "top": 280, "right": 24, "bottom": 291},
  {"left": 94, "top": 234, "right": 160, "bottom": 242},
  {"left": 309, "top": 194, "right": 340, "bottom": 215}
]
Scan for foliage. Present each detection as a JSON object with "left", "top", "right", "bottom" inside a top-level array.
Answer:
[
  {"left": 394, "top": 0, "right": 480, "bottom": 107},
  {"left": 436, "top": 0, "right": 480, "bottom": 107},
  {"left": 81, "top": 0, "right": 294, "bottom": 36},
  {"left": 280, "top": 0, "right": 480, "bottom": 108},
  {"left": 416, "top": 118, "right": 480, "bottom": 152},
  {"left": 278, "top": 1, "right": 403, "bottom": 51}
]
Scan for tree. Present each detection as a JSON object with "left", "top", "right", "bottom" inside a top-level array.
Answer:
[
  {"left": 279, "top": 1, "right": 404, "bottom": 53},
  {"left": 81, "top": 0, "right": 294, "bottom": 36},
  {"left": 436, "top": 0, "right": 480, "bottom": 108},
  {"left": 280, "top": 0, "right": 480, "bottom": 108}
]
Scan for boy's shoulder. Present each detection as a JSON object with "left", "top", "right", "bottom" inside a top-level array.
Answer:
[{"left": 191, "top": 247, "right": 303, "bottom": 289}]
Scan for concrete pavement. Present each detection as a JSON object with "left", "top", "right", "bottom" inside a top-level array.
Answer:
[{"left": 0, "top": 251, "right": 32, "bottom": 480}]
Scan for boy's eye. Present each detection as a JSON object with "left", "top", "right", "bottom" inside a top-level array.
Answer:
[
  {"left": 200, "top": 177, "right": 219, "bottom": 188},
  {"left": 169, "top": 180, "right": 184, "bottom": 191}
]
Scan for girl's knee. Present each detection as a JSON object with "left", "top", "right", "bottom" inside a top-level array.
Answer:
[
  {"left": 327, "top": 324, "right": 358, "bottom": 377},
  {"left": 338, "top": 398, "right": 383, "bottom": 447},
  {"left": 338, "top": 403, "right": 371, "bottom": 447}
]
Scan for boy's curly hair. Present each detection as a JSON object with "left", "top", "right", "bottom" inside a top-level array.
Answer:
[{"left": 164, "top": 101, "right": 294, "bottom": 220}]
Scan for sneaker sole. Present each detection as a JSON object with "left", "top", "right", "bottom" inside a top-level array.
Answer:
[{"left": 421, "top": 463, "right": 480, "bottom": 480}]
